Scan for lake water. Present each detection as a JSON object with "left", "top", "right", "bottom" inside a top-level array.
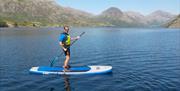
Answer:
[{"left": 0, "top": 27, "right": 180, "bottom": 91}]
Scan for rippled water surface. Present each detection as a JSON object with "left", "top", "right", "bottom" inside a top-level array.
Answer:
[{"left": 0, "top": 27, "right": 180, "bottom": 91}]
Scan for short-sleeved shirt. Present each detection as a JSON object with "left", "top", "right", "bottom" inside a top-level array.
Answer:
[
  {"left": 59, "top": 33, "right": 66, "bottom": 42},
  {"left": 59, "top": 32, "right": 70, "bottom": 47}
]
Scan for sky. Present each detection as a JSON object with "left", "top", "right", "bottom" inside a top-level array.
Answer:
[{"left": 55, "top": 0, "right": 180, "bottom": 15}]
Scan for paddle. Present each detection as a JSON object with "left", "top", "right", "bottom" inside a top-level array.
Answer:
[{"left": 50, "top": 32, "right": 85, "bottom": 67}]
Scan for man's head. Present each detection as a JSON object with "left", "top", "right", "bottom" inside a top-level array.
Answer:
[{"left": 64, "top": 26, "right": 69, "bottom": 33}]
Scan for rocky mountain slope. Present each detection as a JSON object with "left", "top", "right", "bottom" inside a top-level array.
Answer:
[
  {"left": 166, "top": 15, "right": 180, "bottom": 28},
  {"left": 0, "top": 0, "right": 106, "bottom": 27}
]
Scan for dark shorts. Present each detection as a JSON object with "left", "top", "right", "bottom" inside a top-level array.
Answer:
[{"left": 63, "top": 47, "right": 70, "bottom": 56}]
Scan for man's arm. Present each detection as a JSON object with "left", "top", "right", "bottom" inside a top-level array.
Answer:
[
  {"left": 59, "top": 34, "right": 67, "bottom": 51},
  {"left": 71, "top": 36, "right": 80, "bottom": 41},
  {"left": 59, "top": 42, "right": 67, "bottom": 51}
]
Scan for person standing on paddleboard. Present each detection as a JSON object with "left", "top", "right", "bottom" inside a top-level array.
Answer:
[{"left": 59, "top": 26, "right": 80, "bottom": 69}]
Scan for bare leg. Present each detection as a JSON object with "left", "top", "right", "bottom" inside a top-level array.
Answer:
[{"left": 63, "top": 52, "right": 70, "bottom": 69}]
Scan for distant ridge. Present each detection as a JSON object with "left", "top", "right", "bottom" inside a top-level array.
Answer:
[{"left": 146, "top": 10, "right": 175, "bottom": 26}]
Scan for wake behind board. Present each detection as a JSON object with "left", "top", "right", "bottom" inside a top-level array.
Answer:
[{"left": 29, "top": 66, "right": 112, "bottom": 75}]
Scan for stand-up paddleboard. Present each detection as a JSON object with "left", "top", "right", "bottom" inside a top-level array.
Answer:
[{"left": 29, "top": 66, "right": 112, "bottom": 75}]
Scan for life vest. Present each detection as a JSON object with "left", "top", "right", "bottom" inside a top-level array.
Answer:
[{"left": 62, "top": 32, "right": 71, "bottom": 46}]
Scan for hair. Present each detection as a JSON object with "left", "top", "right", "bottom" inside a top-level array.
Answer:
[{"left": 64, "top": 26, "right": 69, "bottom": 30}]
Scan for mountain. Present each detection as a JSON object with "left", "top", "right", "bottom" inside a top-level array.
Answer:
[
  {"left": 124, "top": 11, "right": 147, "bottom": 24},
  {"left": 101, "top": 7, "right": 123, "bottom": 18},
  {"left": 166, "top": 15, "right": 180, "bottom": 28},
  {"left": 0, "top": 1, "right": 177, "bottom": 27},
  {"left": 97, "top": 7, "right": 147, "bottom": 27},
  {"left": 146, "top": 10, "right": 175, "bottom": 26},
  {"left": 0, "top": 0, "right": 63, "bottom": 23},
  {"left": 97, "top": 8, "right": 176, "bottom": 27},
  {"left": 0, "top": 0, "right": 108, "bottom": 27}
]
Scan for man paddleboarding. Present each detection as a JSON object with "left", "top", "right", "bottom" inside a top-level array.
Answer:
[{"left": 59, "top": 26, "right": 80, "bottom": 70}]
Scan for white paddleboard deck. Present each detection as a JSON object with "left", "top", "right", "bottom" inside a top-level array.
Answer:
[{"left": 29, "top": 66, "right": 112, "bottom": 75}]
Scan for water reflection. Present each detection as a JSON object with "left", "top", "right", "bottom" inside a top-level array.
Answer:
[
  {"left": 50, "top": 75, "right": 71, "bottom": 91},
  {"left": 62, "top": 75, "right": 71, "bottom": 91},
  {"left": 50, "top": 88, "right": 55, "bottom": 91}
]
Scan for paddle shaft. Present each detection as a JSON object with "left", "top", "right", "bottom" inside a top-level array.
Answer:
[{"left": 50, "top": 32, "right": 85, "bottom": 67}]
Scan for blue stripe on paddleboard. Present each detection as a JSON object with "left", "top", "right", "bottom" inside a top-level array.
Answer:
[{"left": 38, "top": 66, "right": 91, "bottom": 72}]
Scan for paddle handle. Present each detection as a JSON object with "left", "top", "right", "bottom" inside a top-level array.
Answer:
[{"left": 70, "top": 32, "right": 85, "bottom": 46}]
